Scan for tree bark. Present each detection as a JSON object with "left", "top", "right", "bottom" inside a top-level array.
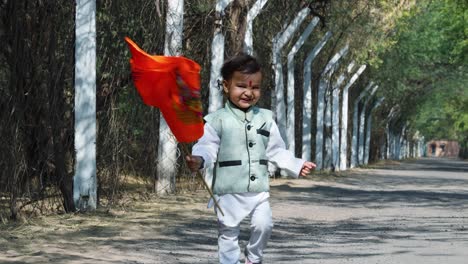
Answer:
[
  {"left": 302, "top": 31, "right": 332, "bottom": 161},
  {"left": 208, "top": 0, "right": 233, "bottom": 113},
  {"left": 286, "top": 17, "right": 319, "bottom": 155},
  {"left": 364, "top": 97, "right": 384, "bottom": 164},
  {"left": 272, "top": 7, "right": 310, "bottom": 142},
  {"left": 228, "top": 0, "right": 250, "bottom": 54},
  {"left": 74, "top": 0, "right": 97, "bottom": 211},
  {"left": 331, "top": 73, "right": 345, "bottom": 170},
  {"left": 315, "top": 44, "right": 348, "bottom": 170},
  {"left": 350, "top": 82, "right": 373, "bottom": 168},
  {"left": 243, "top": 0, "right": 269, "bottom": 55},
  {"left": 338, "top": 64, "right": 366, "bottom": 170},
  {"left": 156, "top": 0, "right": 185, "bottom": 195},
  {"left": 358, "top": 84, "right": 378, "bottom": 165}
]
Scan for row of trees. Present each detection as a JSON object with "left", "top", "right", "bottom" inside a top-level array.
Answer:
[
  {"left": 1, "top": 0, "right": 465, "bottom": 221},
  {"left": 374, "top": 0, "right": 467, "bottom": 158}
]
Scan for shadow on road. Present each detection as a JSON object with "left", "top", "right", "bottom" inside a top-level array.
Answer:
[
  {"left": 378, "top": 157, "right": 468, "bottom": 172},
  {"left": 264, "top": 158, "right": 468, "bottom": 263},
  {"left": 272, "top": 184, "right": 468, "bottom": 209}
]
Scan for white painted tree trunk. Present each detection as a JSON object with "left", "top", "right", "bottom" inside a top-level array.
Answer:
[
  {"left": 156, "top": 0, "right": 184, "bottom": 195},
  {"left": 244, "top": 0, "right": 268, "bottom": 55},
  {"left": 411, "top": 141, "right": 414, "bottom": 158},
  {"left": 380, "top": 139, "right": 386, "bottom": 160},
  {"left": 396, "top": 134, "right": 401, "bottom": 159},
  {"left": 364, "top": 115, "right": 372, "bottom": 165},
  {"left": 385, "top": 109, "right": 398, "bottom": 160},
  {"left": 324, "top": 87, "right": 332, "bottom": 169},
  {"left": 394, "top": 131, "right": 400, "bottom": 159},
  {"left": 404, "top": 140, "right": 409, "bottom": 158},
  {"left": 364, "top": 97, "right": 384, "bottom": 165},
  {"left": 419, "top": 136, "right": 425, "bottom": 157},
  {"left": 401, "top": 139, "right": 406, "bottom": 159},
  {"left": 397, "top": 125, "right": 406, "bottom": 160},
  {"left": 387, "top": 132, "right": 392, "bottom": 159},
  {"left": 385, "top": 106, "right": 399, "bottom": 160},
  {"left": 316, "top": 85, "right": 328, "bottom": 169},
  {"left": 385, "top": 126, "right": 392, "bottom": 159},
  {"left": 272, "top": 7, "right": 310, "bottom": 141},
  {"left": 358, "top": 84, "right": 379, "bottom": 165},
  {"left": 208, "top": 0, "right": 233, "bottom": 113},
  {"left": 331, "top": 77, "right": 343, "bottom": 170},
  {"left": 350, "top": 82, "right": 373, "bottom": 168},
  {"left": 74, "top": 0, "right": 97, "bottom": 211},
  {"left": 286, "top": 17, "right": 319, "bottom": 154},
  {"left": 339, "top": 64, "right": 366, "bottom": 170},
  {"left": 330, "top": 61, "right": 355, "bottom": 171},
  {"left": 316, "top": 45, "right": 349, "bottom": 170},
  {"left": 302, "top": 31, "right": 332, "bottom": 161}
]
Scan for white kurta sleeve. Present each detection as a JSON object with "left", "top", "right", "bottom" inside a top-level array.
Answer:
[
  {"left": 192, "top": 123, "right": 220, "bottom": 168},
  {"left": 266, "top": 122, "right": 305, "bottom": 178}
]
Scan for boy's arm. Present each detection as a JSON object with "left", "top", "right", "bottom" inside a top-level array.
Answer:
[
  {"left": 190, "top": 123, "right": 220, "bottom": 169},
  {"left": 265, "top": 122, "right": 305, "bottom": 178}
]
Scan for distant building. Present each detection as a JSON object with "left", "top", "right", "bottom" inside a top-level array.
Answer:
[{"left": 426, "top": 140, "right": 459, "bottom": 157}]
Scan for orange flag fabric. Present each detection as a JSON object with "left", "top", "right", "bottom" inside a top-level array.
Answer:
[{"left": 125, "top": 37, "right": 203, "bottom": 143}]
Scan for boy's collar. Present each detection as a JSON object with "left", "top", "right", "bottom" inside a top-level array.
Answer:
[{"left": 226, "top": 100, "right": 255, "bottom": 122}]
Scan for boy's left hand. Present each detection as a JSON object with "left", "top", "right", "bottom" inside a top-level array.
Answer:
[{"left": 300, "top": 161, "right": 316, "bottom": 177}]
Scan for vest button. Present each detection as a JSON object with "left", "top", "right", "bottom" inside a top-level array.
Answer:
[
  {"left": 247, "top": 125, "right": 251, "bottom": 130},
  {"left": 249, "top": 142, "right": 254, "bottom": 147},
  {"left": 250, "top": 175, "right": 256, "bottom": 181}
]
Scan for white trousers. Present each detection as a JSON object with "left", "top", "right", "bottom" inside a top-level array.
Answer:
[{"left": 216, "top": 194, "right": 273, "bottom": 264}]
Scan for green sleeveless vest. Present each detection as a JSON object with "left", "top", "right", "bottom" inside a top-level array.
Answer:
[{"left": 204, "top": 101, "right": 273, "bottom": 194}]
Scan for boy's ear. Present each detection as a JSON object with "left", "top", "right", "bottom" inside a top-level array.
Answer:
[{"left": 223, "top": 80, "right": 229, "bottom": 94}]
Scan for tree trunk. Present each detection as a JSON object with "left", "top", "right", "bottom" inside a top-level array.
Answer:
[
  {"left": 243, "top": 0, "right": 269, "bottom": 55},
  {"left": 315, "top": 44, "right": 348, "bottom": 170},
  {"left": 385, "top": 106, "right": 399, "bottom": 160},
  {"left": 302, "top": 31, "right": 332, "bottom": 161},
  {"left": 156, "top": 0, "right": 185, "bottom": 195},
  {"left": 350, "top": 82, "right": 373, "bottom": 168},
  {"left": 331, "top": 74, "right": 345, "bottom": 170},
  {"left": 364, "top": 97, "right": 384, "bottom": 164},
  {"left": 208, "top": 0, "right": 233, "bottom": 113},
  {"left": 272, "top": 7, "right": 310, "bottom": 142},
  {"left": 228, "top": 0, "right": 250, "bottom": 54},
  {"left": 358, "top": 84, "right": 378, "bottom": 165},
  {"left": 74, "top": 0, "right": 97, "bottom": 211},
  {"left": 324, "top": 87, "right": 332, "bottom": 169},
  {"left": 339, "top": 64, "right": 366, "bottom": 170},
  {"left": 286, "top": 17, "right": 319, "bottom": 155}
]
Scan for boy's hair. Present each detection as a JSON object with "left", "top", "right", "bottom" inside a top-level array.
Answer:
[{"left": 221, "top": 53, "right": 261, "bottom": 81}]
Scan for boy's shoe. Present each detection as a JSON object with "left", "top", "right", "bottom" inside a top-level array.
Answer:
[{"left": 245, "top": 259, "right": 261, "bottom": 264}]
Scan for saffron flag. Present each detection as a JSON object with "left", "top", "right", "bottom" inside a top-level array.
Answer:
[{"left": 125, "top": 37, "right": 204, "bottom": 143}]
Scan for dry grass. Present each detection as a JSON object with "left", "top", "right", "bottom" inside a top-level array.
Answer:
[{"left": 0, "top": 172, "right": 208, "bottom": 226}]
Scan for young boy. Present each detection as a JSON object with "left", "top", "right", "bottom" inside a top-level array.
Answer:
[{"left": 186, "top": 53, "right": 316, "bottom": 264}]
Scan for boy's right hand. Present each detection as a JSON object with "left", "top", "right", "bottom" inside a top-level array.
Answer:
[{"left": 185, "top": 155, "right": 203, "bottom": 172}]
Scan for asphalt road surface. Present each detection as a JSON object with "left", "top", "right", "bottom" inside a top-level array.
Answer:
[
  {"left": 266, "top": 157, "right": 468, "bottom": 264},
  {"left": 1, "top": 157, "right": 467, "bottom": 264}
]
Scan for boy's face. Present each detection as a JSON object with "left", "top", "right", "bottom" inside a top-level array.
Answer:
[{"left": 223, "top": 71, "right": 262, "bottom": 110}]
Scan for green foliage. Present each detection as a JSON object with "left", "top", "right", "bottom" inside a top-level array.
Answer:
[{"left": 371, "top": 0, "right": 467, "bottom": 146}]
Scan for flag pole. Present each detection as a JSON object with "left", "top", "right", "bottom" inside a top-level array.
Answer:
[{"left": 180, "top": 143, "right": 225, "bottom": 216}]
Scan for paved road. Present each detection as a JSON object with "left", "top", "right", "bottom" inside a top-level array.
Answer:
[
  {"left": 1, "top": 158, "right": 467, "bottom": 263},
  {"left": 266, "top": 157, "right": 468, "bottom": 264}
]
